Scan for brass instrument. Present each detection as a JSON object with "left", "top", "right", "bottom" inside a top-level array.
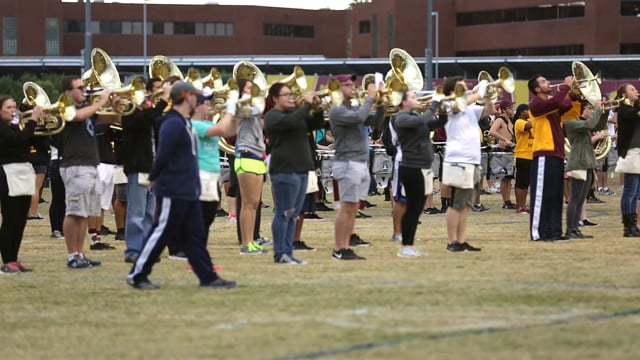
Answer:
[
  {"left": 278, "top": 66, "right": 307, "bottom": 101},
  {"left": 149, "top": 55, "right": 184, "bottom": 81},
  {"left": 475, "top": 67, "right": 515, "bottom": 102},
  {"left": 22, "top": 82, "right": 51, "bottom": 107},
  {"left": 389, "top": 48, "right": 424, "bottom": 91},
  {"left": 83, "top": 48, "right": 145, "bottom": 116},
  {"left": 19, "top": 93, "right": 75, "bottom": 136},
  {"left": 603, "top": 96, "right": 631, "bottom": 111},
  {"left": 186, "top": 67, "right": 223, "bottom": 90},
  {"left": 232, "top": 60, "right": 267, "bottom": 113},
  {"left": 438, "top": 83, "right": 468, "bottom": 114},
  {"left": 551, "top": 62, "right": 602, "bottom": 105},
  {"left": 564, "top": 134, "right": 611, "bottom": 161},
  {"left": 417, "top": 85, "right": 444, "bottom": 106},
  {"left": 312, "top": 78, "right": 343, "bottom": 113}
]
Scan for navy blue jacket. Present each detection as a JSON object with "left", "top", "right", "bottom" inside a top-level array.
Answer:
[{"left": 149, "top": 108, "right": 200, "bottom": 201}]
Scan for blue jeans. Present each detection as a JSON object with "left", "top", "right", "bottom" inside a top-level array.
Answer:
[
  {"left": 125, "top": 173, "right": 155, "bottom": 258},
  {"left": 270, "top": 172, "right": 308, "bottom": 260},
  {"left": 621, "top": 173, "right": 640, "bottom": 215}
]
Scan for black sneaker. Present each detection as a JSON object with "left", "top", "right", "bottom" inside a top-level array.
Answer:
[
  {"left": 315, "top": 202, "right": 333, "bottom": 211},
  {"left": 423, "top": 207, "right": 440, "bottom": 215},
  {"left": 201, "top": 277, "right": 236, "bottom": 289},
  {"left": 67, "top": 257, "right": 92, "bottom": 269},
  {"left": 579, "top": 219, "right": 598, "bottom": 227},
  {"left": 90, "top": 241, "right": 116, "bottom": 250},
  {"left": 463, "top": 242, "right": 482, "bottom": 251},
  {"left": 115, "top": 231, "right": 125, "bottom": 240},
  {"left": 168, "top": 251, "right": 188, "bottom": 260},
  {"left": 472, "top": 204, "right": 489, "bottom": 212},
  {"left": 332, "top": 248, "right": 365, "bottom": 260},
  {"left": 502, "top": 202, "right": 517, "bottom": 209},
  {"left": 100, "top": 225, "right": 117, "bottom": 236},
  {"left": 586, "top": 196, "right": 605, "bottom": 204},
  {"left": 127, "top": 278, "right": 160, "bottom": 290},
  {"left": 82, "top": 255, "right": 102, "bottom": 266},
  {"left": 349, "top": 234, "right": 371, "bottom": 247},
  {"left": 446, "top": 243, "right": 466, "bottom": 252},
  {"left": 364, "top": 200, "right": 377, "bottom": 208},
  {"left": 293, "top": 240, "right": 316, "bottom": 251},
  {"left": 215, "top": 208, "right": 229, "bottom": 217},
  {"left": 355, "top": 210, "right": 372, "bottom": 219},
  {"left": 303, "top": 213, "right": 323, "bottom": 220}
]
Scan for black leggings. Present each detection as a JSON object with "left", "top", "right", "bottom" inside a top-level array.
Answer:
[
  {"left": 398, "top": 166, "right": 427, "bottom": 246},
  {"left": 48, "top": 159, "right": 65, "bottom": 233},
  {"left": 0, "top": 170, "right": 31, "bottom": 264},
  {"left": 566, "top": 170, "right": 593, "bottom": 232}
]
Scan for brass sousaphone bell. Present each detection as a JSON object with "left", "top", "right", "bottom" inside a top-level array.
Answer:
[{"left": 232, "top": 60, "right": 267, "bottom": 113}]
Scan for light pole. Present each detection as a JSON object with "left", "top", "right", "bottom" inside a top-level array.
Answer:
[
  {"left": 83, "top": 0, "right": 92, "bottom": 74},
  {"left": 425, "top": 0, "right": 433, "bottom": 90},
  {"left": 432, "top": 11, "right": 439, "bottom": 80},
  {"left": 143, "top": 0, "right": 148, "bottom": 77}
]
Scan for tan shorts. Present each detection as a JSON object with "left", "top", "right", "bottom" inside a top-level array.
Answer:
[
  {"left": 450, "top": 164, "right": 482, "bottom": 209},
  {"left": 60, "top": 166, "right": 102, "bottom": 217}
]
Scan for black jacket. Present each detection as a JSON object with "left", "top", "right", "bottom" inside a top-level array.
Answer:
[{"left": 121, "top": 100, "right": 166, "bottom": 174}]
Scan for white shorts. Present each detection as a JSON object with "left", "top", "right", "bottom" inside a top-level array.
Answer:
[{"left": 97, "top": 163, "right": 115, "bottom": 210}]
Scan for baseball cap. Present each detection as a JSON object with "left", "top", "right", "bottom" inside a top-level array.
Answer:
[
  {"left": 335, "top": 73, "right": 357, "bottom": 83},
  {"left": 170, "top": 81, "right": 201, "bottom": 102},
  {"left": 497, "top": 98, "right": 515, "bottom": 110}
]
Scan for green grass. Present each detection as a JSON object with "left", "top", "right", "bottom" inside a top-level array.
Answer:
[{"left": 2, "top": 182, "right": 640, "bottom": 359}]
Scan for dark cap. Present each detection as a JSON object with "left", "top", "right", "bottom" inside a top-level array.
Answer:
[
  {"left": 170, "top": 81, "right": 201, "bottom": 102},
  {"left": 497, "top": 98, "right": 515, "bottom": 110},
  {"left": 335, "top": 73, "right": 357, "bottom": 83}
]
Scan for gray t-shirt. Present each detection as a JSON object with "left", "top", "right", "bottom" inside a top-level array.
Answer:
[{"left": 235, "top": 104, "right": 265, "bottom": 158}]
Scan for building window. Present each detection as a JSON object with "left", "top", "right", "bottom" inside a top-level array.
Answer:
[
  {"left": 456, "top": 44, "right": 584, "bottom": 56},
  {"left": 621, "top": 43, "right": 640, "bottom": 54},
  {"left": 621, "top": 1, "right": 640, "bottom": 16},
  {"left": 3, "top": 17, "right": 17, "bottom": 56},
  {"left": 359, "top": 20, "right": 370, "bottom": 34},
  {"left": 132, "top": 21, "right": 143, "bottom": 35},
  {"left": 152, "top": 22, "right": 164, "bottom": 35},
  {"left": 100, "top": 20, "right": 122, "bottom": 34},
  {"left": 174, "top": 22, "right": 195, "bottom": 35},
  {"left": 457, "top": 2, "right": 585, "bottom": 26},
  {"left": 264, "top": 23, "right": 315, "bottom": 38},
  {"left": 64, "top": 19, "right": 84, "bottom": 33},
  {"left": 226, "top": 23, "right": 234, "bottom": 36},
  {"left": 45, "top": 18, "right": 59, "bottom": 56}
]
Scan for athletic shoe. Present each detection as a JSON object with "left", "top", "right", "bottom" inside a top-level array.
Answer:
[
  {"left": 502, "top": 202, "right": 517, "bottom": 209},
  {"left": 349, "top": 234, "right": 371, "bottom": 247},
  {"left": 472, "top": 204, "right": 489, "bottom": 212},
  {"left": 1, "top": 262, "right": 21, "bottom": 274},
  {"left": 397, "top": 246, "right": 424, "bottom": 258},
  {"left": 201, "top": 277, "right": 236, "bottom": 289},
  {"left": 90, "top": 241, "right": 116, "bottom": 250},
  {"left": 27, "top": 214, "right": 44, "bottom": 220},
  {"left": 240, "top": 242, "right": 268, "bottom": 255},
  {"left": 13, "top": 261, "right": 33, "bottom": 272},
  {"left": 81, "top": 255, "right": 102, "bottom": 266},
  {"left": 168, "top": 251, "right": 188, "bottom": 260},
  {"left": 100, "top": 225, "right": 117, "bottom": 236},
  {"left": 315, "top": 202, "right": 333, "bottom": 211},
  {"left": 67, "top": 257, "right": 92, "bottom": 269},
  {"left": 187, "top": 263, "right": 224, "bottom": 272},
  {"left": 463, "top": 242, "right": 482, "bottom": 251},
  {"left": 390, "top": 234, "right": 402, "bottom": 242},
  {"left": 115, "top": 231, "right": 125, "bottom": 240},
  {"left": 423, "top": 208, "right": 440, "bottom": 215},
  {"left": 275, "top": 254, "right": 308, "bottom": 265},
  {"left": 303, "top": 213, "right": 323, "bottom": 220},
  {"left": 586, "top": 195, "right": 605, "bottom": 204},
  {"left": 227, "top": 214, "right": 237, "bottom": 224},
  {"left": 516, "top": 207, "right": 530, "bottom": 214},
  {"left": 355, "top": 210, "right": 372, "bottom": 219},
  {"left": 331, "top": 248, "right": 365, "bottom": 260},
  {"left": 293, "top": 240, "right": 315, "bottom": 251},
  {"left": 215, "top": 208, "right": 229, "bottom": 217},
  {"left": 364, "top": 200, "right": 377, "bottom": 208},
  {"left": 127, "top": 278, "right": 159, "bottom": 290},
  {"left": 598, "top": 187, "right": 617, "bottom": 196},
  {"left": 579, "top": 219, "right": 598, "bottom": 227},
  {"left": 446, "top": 242, "right": 466, "bottom": 252},
  {"left": 254, "top": 237, "right": 273, "bottom": 246},
  {"left": 50, "top": 230, "right": 64, "bottom": 239}
]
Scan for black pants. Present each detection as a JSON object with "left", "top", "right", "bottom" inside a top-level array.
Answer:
[
  {"left": 48, "top": 159, "right": 65, "bottom": 233},
  {"left": 201, "top": 200, "right": 218, "bottom": 245},
  {"left": 566, "top": 170, "right": 593, "bottom": 233},
  {"left": 0, "top": 169, "right": 31, "bottom": 263},
  {"left": 398, "top": 166, "right": 427, "bottom": 246}
]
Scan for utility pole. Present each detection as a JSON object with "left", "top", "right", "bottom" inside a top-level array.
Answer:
[
  {"left": 425, "top": 0, "right": 433, "bottom": 90},
  {"left": 83, "top": 0, "right": 92, "bottom": 74}
]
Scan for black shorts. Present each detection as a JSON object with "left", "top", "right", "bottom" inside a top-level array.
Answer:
[{"left": 515, "top": 157, "right": 531, "bottom": 189}]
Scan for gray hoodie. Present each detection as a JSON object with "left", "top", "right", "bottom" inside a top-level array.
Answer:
[{"left": 329, "top": 96, "right": 385, "bottom": 162}]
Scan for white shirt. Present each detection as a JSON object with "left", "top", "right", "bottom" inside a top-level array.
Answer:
[{"left": 443, "top": 104, "right": 484, "bottom": 165}]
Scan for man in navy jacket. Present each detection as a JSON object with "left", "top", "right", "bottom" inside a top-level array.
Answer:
[{"left": 127, "top": 81, "right": 235, "bottom": 290}]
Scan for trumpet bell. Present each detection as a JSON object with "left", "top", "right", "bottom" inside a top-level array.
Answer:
[
  {"left": 149, "top": 55, "right": 184, "bottom": 81},
  {"left": 572, "top": 61, "right": 601, "bottom": 105},
  {"left": 389, "top": 48, "right": 423, "bottom": 91},
  {"left": 22, "top": 82, "right": 51, "bottom": 107},
  {"left": 498, "top": 67, "right": 515, "bottom": 93},
  {"left": 202, "top": 67, "right": 223, "bottom": 89}
]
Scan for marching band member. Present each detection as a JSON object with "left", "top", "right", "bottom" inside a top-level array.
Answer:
[
  {"left": 489, "top": 99, "right": 517, "bottom": 209},
  {"left": 234, "top": 79, "right": 268, "bottom": 255},
  {"left": 264, "top": 82, "right": 324, "bottom": 265},
  {"left": 441, "top": 76, "right": 490, "bottom": 252},
  {"left": 329, "top": 73, "right": 384, "bottom": 260},
  {"left": 614, "top": 83, "right": 640, "bottom": 237},
  {"left": 0, "top": 96, "right": 36, "bottom": 273},
  {"left": 121, "top": 77, "right": 170, "bottom": 263},
  {"left": 563, "top": 100, "right": 606, "bottom": 238},
  {"left": 527, "top": 74, "right": 573, "bottom": 242},
  {"left": 56, "top": 75, "right": 111, "bottom": 268},
  {"left": 513, "top": 104, "right": 533, "bottom": 214},
  {"left": 391, "top": 90, "right": 446, "bottom": 257}
]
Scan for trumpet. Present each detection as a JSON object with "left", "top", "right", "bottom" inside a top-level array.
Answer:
[
  {"left": 436, "top": 83, "right": 468, "bottom": 114},
  {"left": 311, "top": 78, "right": 342, "bottom": 113},
  {"left": 90, "top": 76, "right": 147, "bottom": 116},
  {"left": 474, "top": 67, "right": 515, "bottom": 102},
  {"left": 603, "top": 97, "right": 632, "bottom": 111},
  {"left": 20, "top": 93, "right": 75, "bottom": 136}
]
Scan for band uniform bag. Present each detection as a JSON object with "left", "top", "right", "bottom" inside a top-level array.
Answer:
[
  {"left": 306, "top": 170, "right": 319, "bottom": 194},
  {"left": 199, "top": 170, "right": 220, "bottom": 202},
  {"left": 2, "top": 162, "right": 36, "bottom": 196},
  {"left": 422, "top": 168, "right": 434, "bottom": 195},
  {"left": 442, "top": 162, "right": 475, "bottom": 189}
]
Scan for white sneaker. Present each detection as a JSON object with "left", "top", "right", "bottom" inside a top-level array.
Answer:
[
  {"left": 390, "top": 234, "right": 402, "bottom": 242},
  {"left": 397, "top": 246, "right": 424, "bottom": 258}
]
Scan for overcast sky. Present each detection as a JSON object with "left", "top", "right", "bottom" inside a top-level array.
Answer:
[{"left": 63, "top": 0, "right": 354, "bottom": 10}]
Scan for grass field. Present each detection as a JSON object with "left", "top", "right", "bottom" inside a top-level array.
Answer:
[{"left": 2, "top": 181, "right": 640, "bottom": 360}]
